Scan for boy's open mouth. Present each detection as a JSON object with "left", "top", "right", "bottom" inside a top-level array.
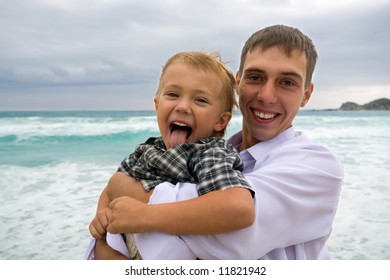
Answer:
[{"left": 169, "top": 122, "right": 193, "bottom": 147}]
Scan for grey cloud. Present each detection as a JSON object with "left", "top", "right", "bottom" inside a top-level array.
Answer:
[{"left": 0, "top": 0, "right": 389, "bottom": 110}]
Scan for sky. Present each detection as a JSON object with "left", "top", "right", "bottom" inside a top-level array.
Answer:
[{"left": 1, "top": 0, "right": 389, "bottom": 111}]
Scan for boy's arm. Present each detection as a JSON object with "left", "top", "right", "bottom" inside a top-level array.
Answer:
[{"left": 107, "top": 186, "right": 255, "bottom": 235}]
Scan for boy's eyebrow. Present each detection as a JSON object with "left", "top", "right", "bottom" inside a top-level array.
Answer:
[
  {"left": 163, "top": 84, "right": 184, "bottom": 92},
  {"left": 163, "top": 83, "right": 215, "bottom": 96},
  {"left": 164, "top": 83, "right": 181, "bottom": 88}
]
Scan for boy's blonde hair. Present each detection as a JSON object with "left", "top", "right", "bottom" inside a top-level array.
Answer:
[{"left": 155, "top": 51, "right": 238, "bottom": 137}]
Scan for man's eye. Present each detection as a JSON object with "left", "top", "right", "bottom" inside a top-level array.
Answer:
[
  {"left": 247, "top": 74, "right": 265, "bottom": 82},
  {"left": 248, "top": 75, "right": 261, "bottom": 81},
  {"left": 282, "top": 80, "right": 295, "bottom": 87}
]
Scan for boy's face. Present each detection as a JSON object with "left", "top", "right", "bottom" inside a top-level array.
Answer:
[
  {"left": 154, "top": 62, "right": 231, "bottom": 149},
  {"left": 236, "top": 46, "right": 313, "bottom": 150}
]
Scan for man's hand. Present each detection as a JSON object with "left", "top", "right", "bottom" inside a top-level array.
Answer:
[
  {"left": 107, "top": 196, "right": 149, "bottom": 234},
  {"left": 89, "top": 207, "right": 112, "bottom": 239}
]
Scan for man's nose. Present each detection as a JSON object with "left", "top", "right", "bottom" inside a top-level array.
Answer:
[{"left": 257, "top": 81, "right": 277, "bottom": 104}]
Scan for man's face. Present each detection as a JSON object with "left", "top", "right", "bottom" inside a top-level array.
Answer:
[{"left": 236, "top": 46, "right": 313, "bottom": 150}]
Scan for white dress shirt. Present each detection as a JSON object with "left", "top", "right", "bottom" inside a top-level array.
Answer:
[{"left": 135, "top": 127, "right": 344, "bottom": 259}]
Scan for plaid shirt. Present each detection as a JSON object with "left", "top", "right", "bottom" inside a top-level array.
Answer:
[{"left": 118, "top": 137, "right": 254, "bottom": 196}]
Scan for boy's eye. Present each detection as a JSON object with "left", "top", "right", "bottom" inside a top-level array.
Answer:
[
  {"left": 166, "top": 91, "right": 178, "bottom": 97},
  {"left": 195, "top": 97, "right": 208, "bottom": 104}
]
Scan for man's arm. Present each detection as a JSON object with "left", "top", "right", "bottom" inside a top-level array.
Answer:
[{"left": 107, "top": 186, "right": 255, "bottom": 235}]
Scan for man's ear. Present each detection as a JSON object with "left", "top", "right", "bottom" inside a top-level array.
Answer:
[
  {"left": 300, "top": 83, "right": 314, "bottom": 107},
  {"left": 235, "top": 71, "right": 241, "bottom": 86}
]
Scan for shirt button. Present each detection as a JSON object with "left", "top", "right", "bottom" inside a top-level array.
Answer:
[{"left": 143, "top": 232, "right": 149, "bottom": 239}]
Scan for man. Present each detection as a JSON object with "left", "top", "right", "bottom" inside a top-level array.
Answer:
[{"left": 106, "top": 24, "right": 344, "bottom": 259}]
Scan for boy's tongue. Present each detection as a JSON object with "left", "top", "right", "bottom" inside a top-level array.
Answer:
[{"left": 170, "top": 128, "right": 188, "bottom": 147}]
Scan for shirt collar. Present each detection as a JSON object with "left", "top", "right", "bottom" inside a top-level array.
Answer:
[{"left": 230, "top": 127, "right": 296, "bottom": 159}]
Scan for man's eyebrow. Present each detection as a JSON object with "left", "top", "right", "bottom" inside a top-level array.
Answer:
[
  {"left": 242, "top": 68, "right": 266, "bottom": 77},
  {"left": 244, "top": 67, "right": 264, "bottom": 73},
  {"left": 280, "top": 71, "right": 303, "bottom": 81},
  {"left": 243, "top": 68, "right": 304, "bottom": 81}
]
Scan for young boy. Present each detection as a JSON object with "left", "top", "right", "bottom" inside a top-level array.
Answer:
[{"left": 87, "top": 51, "right": 255, "bottom": 259}]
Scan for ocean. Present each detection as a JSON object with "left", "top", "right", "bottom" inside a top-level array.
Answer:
[{"left": 0, "top": 110, "right": 389, "bottom": 260}]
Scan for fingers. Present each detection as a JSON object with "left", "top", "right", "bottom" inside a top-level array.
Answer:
[
  {"left": 107, "top": 199, "right": 121, "bottom": 234},
  {"left": 107, "top": 196, "right": 148, "bottom": 234},
  {"left": 89, "top": 222, "right": 104, "bottom": 239},
  {"left": 89, "top": 208, "right": 111, "bottom": 239},
  {"left": 108, "top": 197, "right": 119, "bottom": 209},
  {"left": 108, "top": 197, "right": 134, "bottom": 233}
]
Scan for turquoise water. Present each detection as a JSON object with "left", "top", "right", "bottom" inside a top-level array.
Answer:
[{"left": 0, "top": 110, "right": 389, "bottom": 259}]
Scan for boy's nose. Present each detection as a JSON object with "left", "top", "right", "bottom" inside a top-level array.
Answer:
[{"left": 175, "top": 99, "right": 191, "bottom": 114}]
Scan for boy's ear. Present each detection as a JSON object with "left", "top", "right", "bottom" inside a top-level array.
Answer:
[
  {"left": 154, "top": 96, "right": 159, "bottom": 111},
  {"left": 214, "top": 112, "right": 232, "bottom": 132}
]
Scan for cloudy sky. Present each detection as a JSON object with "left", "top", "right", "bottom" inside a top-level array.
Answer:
[{"left": 1, "top": 0, "right": 389, "bottom": 111}]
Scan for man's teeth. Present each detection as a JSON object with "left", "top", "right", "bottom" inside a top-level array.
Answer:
[{"left": 254, "top": 111, "right": 276, "bottom": 119}]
